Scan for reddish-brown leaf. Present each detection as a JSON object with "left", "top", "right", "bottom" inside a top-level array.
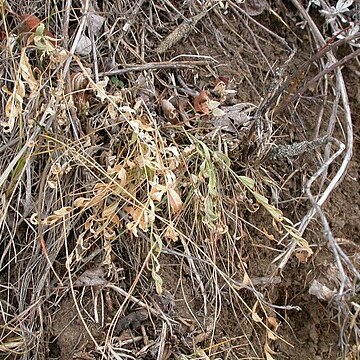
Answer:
[
  {"left": 18, "top": 14, "right": 55, "bottom": 40},
  {"left": 193, "top": 90, "right": 209, "bottom": 114},
  {"left": 18, "top": 14, "right": 41, "bottom": 33},
  {"left": 215, "top": 76, "right": 230, "bottom": 86}
]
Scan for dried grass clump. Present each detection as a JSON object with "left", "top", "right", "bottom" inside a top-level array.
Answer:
[{"left": 0, "top": 0, "right": 359, "bottom": 359}]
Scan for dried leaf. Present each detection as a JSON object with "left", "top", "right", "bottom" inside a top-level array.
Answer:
[
  {"left": 74, "top": 267, "right": 107, "bottom": 286},
  {"left": 47, "top": 180, "right": 56, "bottom": 190},
  {"left": 75, "top": 232, "right": 90, "bottom": 262},
  {"left": 107, "top": 93, "right": 125, "bottom": 119},
  {"left": 88, "top": 13, "right": 105, "bottom": 36},
  {"left": 267, "top": 329, "right": 278, "bottom": 341},
  {"left": 251, "top": 301, "right": 262, "bottom": 322},
  {"left": 84, "top": 216, "right": 95, "bottom": 231},
  {"left": 18, "top": 14, "right": 56, "bottom": 43},
  {"left": 243, "top": 0, "right": 269, "bottom": 16},
  {"left": 168, "top": 188, "right": 183, "bottom": 214},
  {"left": 126, "top": 221, "right": 139, "bottom": 237},
  {"left": 193, "top": 90, "right": 209, "bottom": 114},
  {"left": 51, "top": 49, "right": 68, "bottom": 64},
  {"left": 42, "top": 215, "right": 60, "bottom": 225},
  {"left": 108, "top": 164, "right": 127, "bottom": 187},
  {"left": 2, "top": 78, "right": 25, "bottom": 132},
  {"left": 103, "top": 227, "right": 116, "bottom": 240},
  {"left": 126, "top": 207, "right": 150, "bottom": 232},
  {"left": 267, "top": 316, "right": 279, "bottom": 330},
  {"left": 20, "top": 49, "right": 37, "bottom": 93},
  {"left": 150, "top": 184, "right": 167, "bottom": 202},
  {"left": 53, "top": 207, "right": 72, "bottom": 216},
  {"left": 74, "top": 197, "right": 91, "bottom": 207},
  {"left": 165, "top": 223, "right": 179, "bottom": 241},
  {"left": 103, "top": 237, "right": 113, "bottom": 266},
  {"left": 207, "top": 99, "right": 226, "bottom": 117},
  {"left": 33, "top": 30, "right": 56, "bottom": 53},
  {"left": 213, "top": 77, "right": 232, "bottom": 102},
  {"left": 129, "top": 118, "right": 154, "bottom": 132},
  {"left": 18, "top": 14, "right": 42, "bottom": 33},
  {"left": 91, "top": 77, "right": 109, "bottom": 102},
  {"left": 161, "top": 99, "right": 178, "bottom": 123},
  {"left": 102, "top": 201, "right": 118, "bottom": 218},
  {"left": 116, "top": 166, "right": 127, "bottom": 186},
  {"left": 41, "top": 207, "right": 72, "bottom": 225},
  {"left": 30, "top": 213, "right": 39, "bottom": 225},
  {"left": 207, "top": 100, "right": 221, "bottom": 111},
  {"left": 242, "top": 272, "right": 251, "bottom": 286},
  {"left": 75, "top": 35, "right": 92, "bottom": 56},
  {"left": 264, "top": 342, "right": 276, "bottom": 360},
  {"left": 110, "top": 213, "right": 120, "bottom": 227}
]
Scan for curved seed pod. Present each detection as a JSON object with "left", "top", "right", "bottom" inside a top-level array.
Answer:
[{"left": 155, "top": 11, "right": 207, "bottom": 54}]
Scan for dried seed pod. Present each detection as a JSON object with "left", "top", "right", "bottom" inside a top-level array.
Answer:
[{"left": 155, "top": 11, "right": 207, "bottom": 54}]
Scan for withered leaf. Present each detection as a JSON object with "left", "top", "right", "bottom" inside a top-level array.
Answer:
[
  {"left": 161, "top": 99, "right": 178, "bottom": 123},
  {"left": 168, "top": 188, "right": 183, "bottom": 214},
  {"left": 18, "top": 14, "right": 56, "bottom": 43},
  {"left": 193, "top": 90, "right": 209, "bottom": 114},
  {"left": 115, "top": 309, "right": 149, "bottom": 334},
  {"left": 243, "top": 0, "right": 269, "bottom": 16},
  {"left": 74, "top": 267, "right": 108, "bottom": 286}
]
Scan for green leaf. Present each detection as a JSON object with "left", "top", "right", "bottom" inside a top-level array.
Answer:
[
  {"left": 214, "top": 150, "right": 231, "bottom": 167},
  {"left": 239, "top": 176, "right": 255, "bottom": 190},
  {"left": 152, "top": 270, "right": 163, "bottom": 294},
  {"left": 204, "top": 196, "right": 218, "bottom": 222},
  {"left": 199, "top": 160, "right": 208, "bottom": 177},
  {"left": 11, "top": 155, "right": 26, "bottom": 181},
  {"left": 253, "top": 192, "right": 268, "bottom": 205},
  {"left": 207, "top": 165, "right": 217, "bottom": 196},
  {"left": 35, "top": 23, "right": 45, "bottom": 37},
  {"left": 283, "top": 224, "right": 312, "bottom": 253},
  {"left": 197, "top": 140, "right": 211, "bottom": 160},
  {"left": 129, "top": 131, "right": 138, "bottom": 145},
  {"left": 253, "top": 191, "right": 283, "bottom": 222},
  {"left": 110, "top": 76, "right": 125, "bottom": 88}
]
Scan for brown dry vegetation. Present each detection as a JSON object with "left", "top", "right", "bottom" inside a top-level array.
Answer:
[{"left": 0, "top": 0, "right": 360, "bottom": 359}]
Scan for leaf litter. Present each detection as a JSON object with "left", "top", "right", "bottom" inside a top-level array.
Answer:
[{"left": 0, "top": 0, "right": 359, "bottom": 359}]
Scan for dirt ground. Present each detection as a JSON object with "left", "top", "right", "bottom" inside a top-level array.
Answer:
[{"left": 1, "top": 1, "right": 360, "bottom": 359}]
